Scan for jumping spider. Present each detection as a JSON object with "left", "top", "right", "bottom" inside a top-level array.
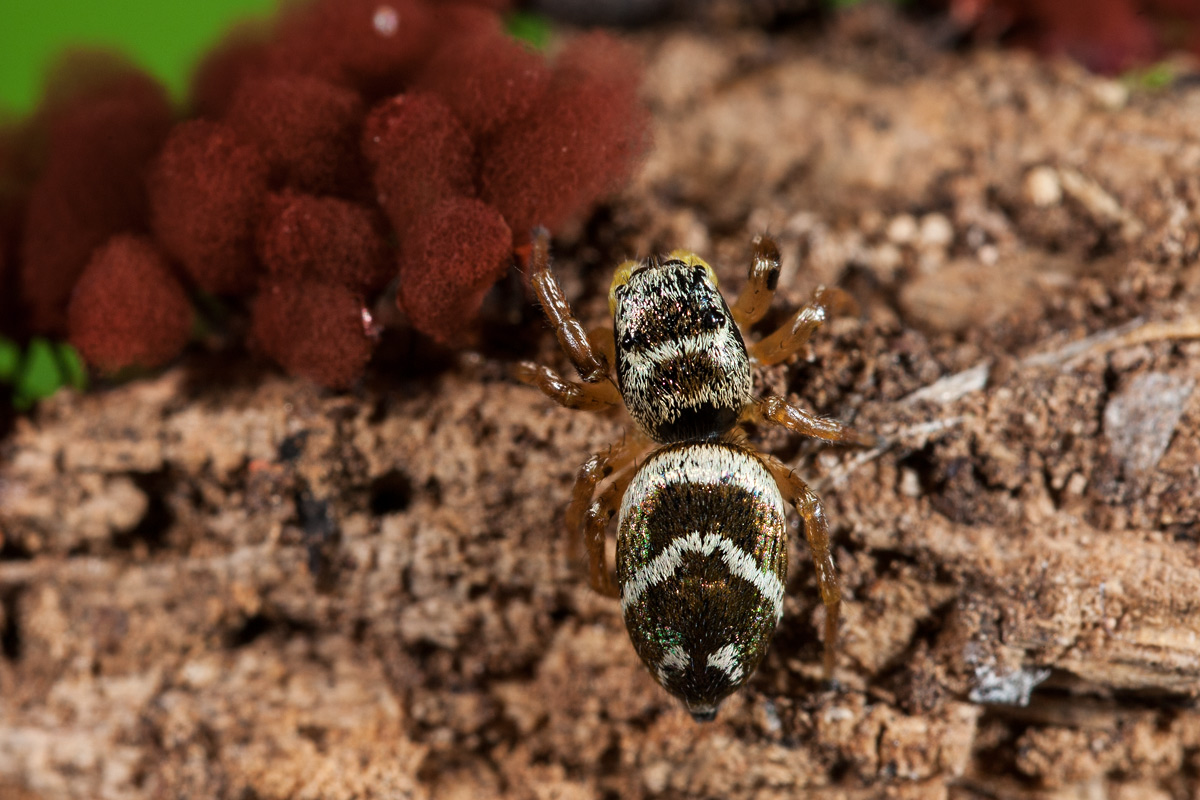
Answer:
[{"left": 518, "top": 229, "right": 874, "bottom": 721}]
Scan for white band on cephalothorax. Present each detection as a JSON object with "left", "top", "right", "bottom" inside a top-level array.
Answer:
[{"left": 619, "top": 330, "right": 751, "bottom": 424}]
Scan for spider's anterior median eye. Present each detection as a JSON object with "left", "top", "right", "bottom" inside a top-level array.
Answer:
[{"left": 702, "top": 308, "right": 725, "bottom": 330}]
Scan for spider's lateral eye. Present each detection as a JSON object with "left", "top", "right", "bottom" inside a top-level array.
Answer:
[
  {"left": 620, "top": 331, "right": 637, "bottom": 351},
  {"left": 692, "top": 267, "right": 708, "bottom": 286},
  {"left": 702, "top": 308, "right": 725, "bottom": 330}
]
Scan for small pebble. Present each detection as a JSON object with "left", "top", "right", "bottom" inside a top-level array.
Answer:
[
  {"left": 1024, "top": 166, "right": 1062, "bottom": 207},
  {"left": 886, "top": 214, "right": 918, "bottom": 244},
  {"left": 1103, "top": 371, "right": 1195, "bottom": 476},
  {"left": 1090, "top": 79, "right": 1128, "bottom": 110},
  {"left": 918, "top": 213, "right": 954, "bottom": 249}
]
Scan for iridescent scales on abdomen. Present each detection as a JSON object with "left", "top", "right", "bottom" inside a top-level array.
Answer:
[
  {"left": 617, "top": 443, "right": 787, "bottom": 721},
  {"left": 517, "top": 229, "right": 875, "bottom": 722}
]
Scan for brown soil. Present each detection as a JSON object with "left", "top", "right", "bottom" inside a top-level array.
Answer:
[{"left": 4, "top": 8, "right": 1200, "bottom": 798}]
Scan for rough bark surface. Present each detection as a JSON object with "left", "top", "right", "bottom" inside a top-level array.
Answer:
[{"left": 4, "top": 10, "right": 1200, "bottom": 798}]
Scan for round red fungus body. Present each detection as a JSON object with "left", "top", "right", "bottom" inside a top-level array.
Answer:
[
  {"left": 398, "top": 196, "right": 512, "bottom": 344},
  {"left": 479, "top": 32, "right": 648, "bottom": 244},
  {"left": 413, "top": 29, "right": 550, "bottom": 140},
  {"left": 67, "top": 235, "right": 193, "bottom": 372},
  {"left": 363, "top": 93, "right": 475, "bottom": 235},
  {"left": 19, "top": 66, "right": 172, "bottom": 332},
  {"left": 148, "top": 120, "right": 269, "bottom": 295},
  {"left": 257, "top": 192, "right": 393, "bottom": 292},
  {"left": 269, "top": 0, "right": 436, "bottom": 96},
  {"left": 226, "top": 74, "right": 366, "bottom": 195},
  {"left": 251, "top": 278, "right": 374, "bottom": 389},
  {"left": 189, "top": 23, "right": 272, "bottom": 119}
]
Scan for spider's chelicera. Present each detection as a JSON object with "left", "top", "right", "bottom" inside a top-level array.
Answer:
[{"left": 518, "top": 229, "right": 874, "bottom": 722}]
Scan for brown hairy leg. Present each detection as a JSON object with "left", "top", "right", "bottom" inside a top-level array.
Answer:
[
  {"left": 749, "top": 395, "right": 877, "bottom": 447},
  {"left": 513, "top": 362, "right": 622, "bottom": 411},
  {"left": 581, "top": 461, "right": 639, "bottom": 598},
  {"left": 750, "top": 286, "right": 857, "bottom": 367},
  {"left": 529, "top": 227, "right": 612, "bottom": 384},
  {"left": 730, "top": 234, "right": 782, "bottom": 330},
  {"left": 761, "top": 453, "right": 841, "bottom": 680}
]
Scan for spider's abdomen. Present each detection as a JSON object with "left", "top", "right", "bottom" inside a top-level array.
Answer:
[
  {"left": 616, "top": 442, "right": 787, "bottom": 721},
  {"left": 611, "top": 257, "right": 753, "bottom": 442}
]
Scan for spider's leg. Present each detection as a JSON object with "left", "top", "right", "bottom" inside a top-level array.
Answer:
[
  {"left": 761, "top": 453, "right": 840, "bottom": 680},
  {"left": 563, "top": 435, "right": 646, "bottom": 592},
  {"left": 748, "top": 395, "right": 877, "bottom": 447},
  {"left": 514, "top": 362, "right": 621, "bottom": 411},
  {"left": 750, "top": 286, "right": 857, "bottom": 367},
  {"left": 730, "top": 234, "right": 782, "bottom": 329},
  {"left": 581, "top": 460, "right": 639, "bottom": 598},
  {"left": 530, "top": 227, "right": 612, "bottom": 385}
]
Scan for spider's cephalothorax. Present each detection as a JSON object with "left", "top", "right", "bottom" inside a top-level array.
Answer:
[
  {"left": 609, "top": 253, "right": 752, "bottom": 442},
  {"left": 517, "top": 229, "right": 874, "bottom": 722},
  {"left": 617, "top": 442, "right": 787, "bottom": 720}
]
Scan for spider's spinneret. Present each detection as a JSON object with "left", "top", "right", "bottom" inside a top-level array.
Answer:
[
  {"left": 617, "top": 442, "right": 787, "bottom": 721},
  {"left": 609, "top": 252, "right": 753, "bottom": 443}
]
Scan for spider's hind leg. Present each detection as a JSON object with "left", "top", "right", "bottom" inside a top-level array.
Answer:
[
  {"left": 581, "top": 462, "right": 638, "bottom": 598},
  {"left": 760, "top": 453, "right": 841, "bottom": 680},
  {"left": 563, "top": 434, "right": 646, "bottom": 597}
]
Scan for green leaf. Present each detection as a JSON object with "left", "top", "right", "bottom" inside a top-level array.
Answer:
[
  {"left": 0, "top": 337, "right": 19, "bottom": 383},
  {"left": 505, "top": 11, "right": 551, "bottom": 51},
  {"left": 55, "top": 342, "right": 88, "bottom": 391},
  {"left": 14, "top": 337, "right": 65, "bottom": 408},
  {"left": 1123, "top": 62, "right": 1174, "bottom": 91}
]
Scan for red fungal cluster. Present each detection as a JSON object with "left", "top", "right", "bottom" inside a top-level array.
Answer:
[
  {"left": 480, "top": 31, "right": 645, "bottom": 239},
  {"left": 399, "top": 197, "right": 513, "bottom": 340},
  {"left": 951, "top": 0, "right": 1200, "bottom": 73},
  {"left": 19, "top": 58, "right": 173, "bottom": 333},
  {"left": 1, "top": 0, "right": 649, "bottom": 388},
  {"left": 363, "top": 93, "right": 476, "bottom": 239}
]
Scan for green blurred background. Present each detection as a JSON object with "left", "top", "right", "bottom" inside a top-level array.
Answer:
[{"left": 0, "top": 0, "right": 277, "bottom": 115}]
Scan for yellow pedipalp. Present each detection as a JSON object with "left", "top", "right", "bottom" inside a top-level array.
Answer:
[{"left": 609, "top": 259, "right": 640, "bottom": 316}]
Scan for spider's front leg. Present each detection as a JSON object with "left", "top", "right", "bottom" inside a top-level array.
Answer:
[
  {"left": 517, "top": 228, "right": 621, "bottom": 410},
  {"left": 760, "top": 453, "right": 841, "bottom": 680},
  {"left": 528, "top": 227, "right": 612, "bottom": 384},
  {"left": 750, "top": 286, "right": 858, "bottom": 367},
  {"left": 730, "top": 234, "right": 782, "bottom": 329}
]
